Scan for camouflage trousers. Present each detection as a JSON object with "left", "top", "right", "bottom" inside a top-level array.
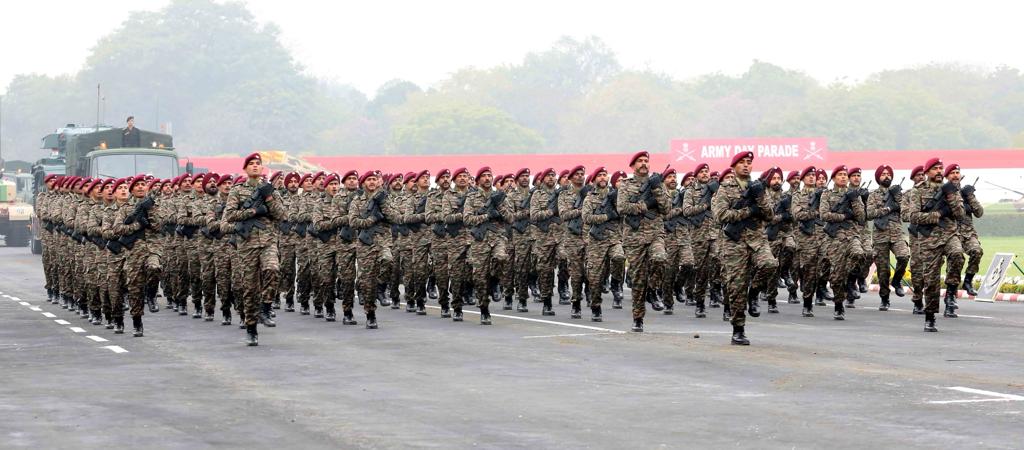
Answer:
[
  {"left": 585, "top": 237, "right": 624, "bottom": 308},
  {"left": 41, "top": 230, "right": 56, "bottom": 292},
  {"left": 236, "top": 233, "right": 280, "bottom": 327},
  {"left": 562, "top": 234, "right": 587, "bottom": 304},
  {"left": 185, "top": 239, "right": 202, "bottom": 306},
  {"left": 404, "top": 236, "right": 431, "bottom": 305},
  {"left": 125, "top": 242, "right": 162, "bottom": 318},
  {"left": 532, "top": 232, "right": 560, "bottom": 303},
  {"left": 795, "top": 232, "right": 821, "bottom": 305},
  {"left": 94, "top": 253, "right": 111, "bottom": 316},
  {"left": 767, "top": 235, "right": 796, "bottom": 303},
  {"left": 278, "top": 237, "right": 297, "bottom": 303},
  {"left": 430, "top": 235, "right": 452, "bottom": 306},
  {"left": 662, "top": 233, "right": 695, "bottom": 308},
  {"left": 909, "top": 235, "right": 924, "bottom": 303},
  {"left": 199, "top": 239, "right": 217, "bottom": 313},
  {"left": 690, "top": 238, "right": 717, "bottom": 307},
  {"left": 170, "top": 236, "right": 190, "bottom": 306},
  {"left": 215, "top": 240, "right": 235, "bottom": 313},
  {"left": 624, "top": 236, "right": 666, "bottom": 320},
  {"left": 446, "top": 234, "right": 471, "bottom": 310},
  {"left": 231, "top": 241, "right": 246, "bottom": 315},
  {"left": 512, "top": 231, "right": 534, "bottom": 303},
  {"left": 315, "top": 238, "right": 338, "bottom": 309},
  {"left": 960, "top": 231, "right": 983, "bottom": 275},
  {"left": 873, "top": 237, "right": 910, "bottom": 299},
  {"left": 858, "top": 232, "right": 874, "bottom": 280},
  {"left": 719, "top": 236, "right": 777, "bottom": 327},
  {"left": 356, "top": 235, "right": 393, "bottom": 315},
  {"left": 826, "top": 232, "right": 866, "bottom": 305},
  {"left": 921, "top": 235, "right": 965, "bottom": 314},
  {"left": 336, "top": 241, "right": 357, "bottom": 314},
  {"left": 295, "top": 238, "right": 315, "bottom": 306},
  {"left": 390, "top": 236, "right": 408, "bottom": 302},
  {"left": 107, "top": 255, "right": 130, "bottom": 319},
  {"left": 469, "top": 232, "right": 509, "bottom": 309}
]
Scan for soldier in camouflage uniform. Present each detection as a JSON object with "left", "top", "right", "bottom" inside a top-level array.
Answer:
[
  {"left": 402, "top": 170, "right": 432, "bottom": 315},
  {"left": 425, "top": 169, "right": 453, "bottom": 317},
  {"left": 442, "top": 168, "right": 474, "bottom": 320},
  {"left": 348, "top": 170, "right": 402, "bottom": 329},
  {"left": 195, "top": 174, "right": 220, "bottom": 320},
  {"left": 617, "top": 151, "right": 670, "bottom": 332},
  {"left": 945, "top": 164, "right": 984, "bottom": 297},
  {"left": 121, "top": 175, "right": 163, "bottom": 336},
  {"left": 866, "top": 165, "right": 910, "bottom": 311},
  {"left": 102, "top": 178, "right": 134, "bottom": 335},
  {"left": 506, "top": 169, "right": 533, "bottom": 312},
  {"left": 818, "top": 165, "right": 867, "bottom": 320},
  {"left": 37, "top": 176, "right": 59, "bottom": 303},
  {"left": 907, "top": 158, "right": 966, "bottom": 331},
  {"left": 178, "top": 175, "right": 205, "bottom": 318},
  {"left": 463, "top": 167, "right": 514, "bottom": 324},
  {"left": 292, "top": 173, "right": 319, "bottom": 314},
  {"left": 682, "top": 163, "right": 718, "bottom": 318},
  {"left": 530, "top": 168, "right": 563, "bottom": 316},
  {"left": 277, "top": 173, "right": 301, "bottom": 311},
  {"left": 222, "top": 153, "right": 287, "bottom": 345},
  {"left": 711, "top": 152, "right": 777, "bottom": 345},
  {"left": 208, "top": 175, "right": 236, "bottom": 325},
  {"left": 386, "top": 174, "right": 408, "bottom": 309},
  {"left": 903, "top": 166, "right": 927, "bottom": 314},
  {"left": 762, "top": 167, "right": 795, "bottom": 313},
  {"left": 581, "top": 167, "right": 624, "bottom": 321},
  {"left": 791, "top": 167, "right": 821, "bottom": 317},
  {"left": 311, "top": 173, "right": 345, "bottom": 321},
  {"left": 784, "top": 170, "right": 803, "bottom": 303},
  {"left": 847, "top": 167, "right": 872, "bottom": 303},
  {"left": 328, "top": 171, "right": 360, "bottom": 324},
  {"left": 660, "top": 168, "right": 695, "bottom": 315},
  {"left": 557, "top": 165, "right": 590, "bottom": 318},
  {"left": 813, "top": 170, "right": 834, "bottom": 306}
]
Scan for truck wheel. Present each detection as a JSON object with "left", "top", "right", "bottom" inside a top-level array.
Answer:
[
  {"left": 5, "top": 223, "right": 29, "bottom": 247},
  {"left": 31, "top": 238, "right": 43, "bottom": 254}
]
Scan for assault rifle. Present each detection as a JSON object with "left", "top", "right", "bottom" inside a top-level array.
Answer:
[
  {"left": 357, "top": 191, "right": 388, "bottom": 245},
  {"left": 588, "top": 188, "right": 619, "bottom": 241},
  {"left": 534, "top": 187, "right": 563, "bottom": 232},
  {"left": 873, "top": 178, "right": 904, "bottom": 231},
  {"left": 823, "top": 189, "right": 859, "bottom": 238},
  {"left": 470, "top": 191, "right": 507, "bottom": 241},
  {"left": 232, "top": 182, "right": 275, "bottom": 241},
  {"left": 511, "top": 188, "right": 535, "bottom": 234},
  {"left": 566, "top": 185, "right": 594, "bottom": 235},
  {"left": 722, "top": 179, "right": 765, "bottom": 242},
  {"left": 765, "top": 193, "right": 792, "bottom": 241},
  {"left": 623, "top": 172, "right": 664, "bottom": 231},
  {"left": 914, "top": 181, "right": 959, "bottom": 237}
]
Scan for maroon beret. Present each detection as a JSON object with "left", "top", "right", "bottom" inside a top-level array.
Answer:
[
  {"left": 128, "top": 174, "right": 147, "bottom": 191},
  {"left": 537, "top": 168, "right": 555, "bottom": 182},
  {"left": 311, "top": 171, "right": 326, "bottom": 183},
  {"left": 910, "top": 165, "right": 925, "bottom": 179},
  {"left": 682, "top": 171, "right": 695, "bottom": 184},
  {"left": 340, "top": 170, "right": 359, "bottom": 182},
  {"left": 848, "top": 167, "right": 862, "bottom": 177},
  {"left": 83, "top": 179, "right": 102, "bottom": 195},
  {"left": 476, "top": 166, "right": 492, "bottom": 180},
  {"left": 358, "top": 170, "right": 380, "bottom": 185},
  {"left": 875, "top": 165, "right": 893, "bottom": 183},
  {"left": 515, "top": 168, "right": 530, "bottom": 180},
  {"left": 924, "top": 158, "right": 942, "bottom": 173},
  {"left": 800, "top": 166, "right": 817, "bottom": 180},
  {"left": 708, "top": 171, "right": 720, "bottom": 181},
  {"left": 730, "top": 151, "right": 754, "bottom": 168},
  {"left": 269, "top": 171, "right": 283, "bottom": 182},
  {"left": 786, "top": 170, "right": 800, "bottom": 181},
  {"left": 693, "top": 163, "right": 710, "bottom": 175},
  {"left": 415, "top": 170, "right": 430, "bottom": 182},
  {"left": 944, "top": 163, "right": 961, "bottom": 178},
  {"left": 629, "top": 150, "right": 650, "bottom": 167},
  {"left": 831, "top": 165, "right": 849, "bottom": 180},
  {"left": 324, "top": 173, "right": 340, "bottom": 186},
  {"left": 218, "top": 174, "right": 234, "bottom": 186},
  {"left": 662, "top": 167, "right": 677, "bottom": 179},
  {"left": 610, "top": 170, "right": 626, "bottom": 186},
  {"left": 452, "top": 167, "right": 469, "bottom": 179},
  {"left": 242, "top": 152, "right": 261, "bottom": 169},
  {"left": 559, "top": 169, "right": 571, "bottom": 180},
  {"left": 284, "top": 172, "right": 301, "bottom": 185},
  {"left": 587, "top": 166, "right": 607, "bottom": 185},
  {"left": 299, "top": 173, "right": 313, "bottom": 186},
  {"left": 719, "top": 168, "right": 734, "bottom": 182},
  {"left": 569, "top": 165, "right": 585, "bottom": 177},
  {"left": 436, "top": 168, "right": 451, "bottom": 182},
  {"left": 111, "top": 177, "right": 129, "bottom": 192},
  {"left": 404, "top": 172, "right": 417, "bottom": 183}
]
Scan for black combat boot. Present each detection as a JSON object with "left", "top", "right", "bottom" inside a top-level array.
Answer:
[
  {"left": 591, "top": 305, "right": 603, "bottom": 322},
  {"left": 405, "top": 299, "right": 416, "bottom": 313},
  {"left": 480, "top": 305, "right": 492, "bottom": 325},
  {"left": 767, "top": 299, "right": 779, "bottom": 314},
  {"left": 787, "top": 285, "right": 799, "bottom": 304},
  {"left": 377, "top": 284, "right": 391, "bottom": 307},
  {"left": 59, "top": 294, "right": 68, "bottom": 309},
  {"left": 558, "top": 277, "right": 570, "bottom": 305},
  {"left": 285, "top": 300, "right": 295, "bottom": 312},
  {"left": 924, "top": 312, "right": 937, "bottom": 332},
  {"left": 731, "top": 325, "right": 750, "bottom": 345},
  {"left": 246, "top": 324, "right": 258, "bottom": 346},
  {"left": 815, "top": 286, "right": 828, "bottom": 307},
  {"left": 342, "top": 310, "right": 357, "bottom": 325},
  {"left": 695, "top": 304, "right": 707, "bottom": 318},
  {"left": 325, "top": 303, "right": 337, "bottom": 322},
  {"left": 105, "top": 312, "right": 114, "bottom": 329},
  {"left": 416, "top": 298, "right": 426, "bottom": 315},
  {"left": 833, "top": 303, "right": 845, "bottom": 321},
  {"left": 879, "top": 295, "right": 890, "bottom": 311},
  {"left": 273, "top": 298, "right": 281, "bottom": 310},
  {"left": 192, "top": 301, "right": 202, "bottom": 319},
  {"left": 204, "top": 309, "right": 215, "bottom": 321},
  {"left": 147, "top": 295, "right": 158, "bottom": 313},
  {"left": 365, "top": 311, "right": 378, "bottom": 329},
  {"left": 516, "top": 299, "right": 529, "bottom": 313},
  {"left": 962, "top": 274, "right": 977, "bottom": 296},
  {"left": 452, "top": 307, "right": 463, "bottom": 322},
  {"left": 663, "top": 301, "right": 674, "bottom": 315},
  {"left": 912, "top": 300, "right": 924, "bottom": 315},
  {"left": 221, "top": 309, "right": 232, "bottom": 326},
  {"left": 674, "top": 284, "right": 685, "bottom": 306},
  {"left": 722, "top": 302, "right": 731, "bottom": 322},
  {"left": 464, "top": 288, "right": 477, "bottom": 307},
  {"left": 503, "top": 296, "right": 514, "bottom": 311},
  {"left": 943, "top": 300, "right": 958, "bottom": 318},
  {"left": 261, "top": 303, "right": 276, "bottom": 327},
  {"left": 427, "top": 275, "right": 438, "bottom": 300},
  {"left": 847, "top": 276, "right": 860, "bottom": 302},
  {"left": 529, "top": 275, "right": 540, "bottom": 302},
  {"left": 570, "top": 301, "right": 582, "bottom": 319},
  {"left": 631, "top": 318, "right": 643, "bottom": 332},
  {"left": 541, "top": 298, "right": 555, "bottom": 316},
  {"left": 858, "top": 277, "right": 868, "bottom": 293},
  {"left": 946, "top": 284, "right": 960, "bottom": 310},
  {"left": 892, "top": 278, "right": 906, "bottom": 297},
  {"left": 313, "top": 305, "right": 324, "bottom": 318},
  {"left": 709, "top": 283, "right": 723, "bottom": 308},
  {"left": 132, "top": 316, "right": 144, "bottom": 337},
  {"left": 114, "top": 317, "right": 125, "bottom": 334},
  {"left": 300, "top": 302, "right": 310, "bottom": 315},
  {"left": 747, "top": 289, "right": 760, "bottom": 318},
  {"left": 648, "top": 291, "right": 665, "bottom": 312},
  {"left": 391, "top": 295, "right": 402, "bottom": 310},
  {"left": 611, "top": 279, "right": 624, "bottom": 307},
  {"left": 440, "top": 301, "right": 451, "bottom": 318},
  {"left": 90, "top": 310, "right": 102, "bottom": 326},
  {"left": 178, "top": 300, "right": 188, "bottom": 316},
  {"left": 801, "top": 299, "right": 814, "bottom": 317}
]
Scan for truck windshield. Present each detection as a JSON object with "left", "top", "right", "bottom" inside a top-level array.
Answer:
[{"left": 94, "top": 154, "right": 177, "bottom": 179}]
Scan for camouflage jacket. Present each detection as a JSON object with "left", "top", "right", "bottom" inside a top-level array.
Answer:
[
  {"left": 818, "top": 186, "right": 866, "bottom": 241},
  {"left": 907, "top": 180, "right": 965, "bottom": 248},
  {"left": 711, "top": 176, "right": 773, "bottom": 242},
  {"left": 682, "top": 181, "right": 717, "bottom": 242},
  {"left": 866, "top": 185, "right": 903, "bottom": 244},
  {"left": 581, "top": 186, "right": 622, "bottom": 243},
  {"left": 222, "top": 177, "right": 288, "bottom": 244}
]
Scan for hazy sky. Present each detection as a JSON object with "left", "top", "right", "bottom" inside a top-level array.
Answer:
[{"left": 2, "top": 0, "right": 1021, "bottom": 95}]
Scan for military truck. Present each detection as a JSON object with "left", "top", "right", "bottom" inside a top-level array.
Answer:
[
  {"left": 29, "top": 123, "right": 190, "bottom": 253},
  {"left": 0, "top": 172, "right": 35, "bottom": 247}
]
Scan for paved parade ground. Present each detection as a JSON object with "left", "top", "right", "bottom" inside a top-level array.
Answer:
[{"left": 1, "top": 246, "right": 1022, "bottom": 449}]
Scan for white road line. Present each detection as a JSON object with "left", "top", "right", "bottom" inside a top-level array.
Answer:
[
  {"left": 54, "top": 319, "right": 70, "bottom": 325},
  {"left": 956, "top": 314, "right": 993, "bottom": 319},
  {"left": 1, "top": 294, "right": 11, "bottom": 299},
  {"left": 102, "top": 346, "right": 129, "bottom": 354},
  {"left": 424, "top": 305, "right": 626, "bottom": 334},
  {"left": 41, "top": 312, "right": 56, "bottom": 318},
  {"left": 69, "top": 327, "right": 86, "bottom": 333},
  {"left": 11, "top": 297, "right": 21, "bottom": 301},
  {"left": 523, "top": 332, "right": 619, "bottom": 339},
  {"left": 928, "top": 386, "right": 1024, "bottom": 404},
  {"left": 29, "top": 306, "right": 42, "bottom": 311},
  {"left": 18, "top": 301, "right": 30, "bottom": 306},
  {"left": 85, "top": 335, "right": 108, "bottom": 343}
]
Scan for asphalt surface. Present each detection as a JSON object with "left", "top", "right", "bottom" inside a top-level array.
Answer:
[{"left": 1, "top": 245, "right": 1023, "bottom": 449}]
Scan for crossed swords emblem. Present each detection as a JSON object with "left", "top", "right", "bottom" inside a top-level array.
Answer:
[
  {"left": 804, "top": 141, "right": 824, "bottom": 160},
  {"left": 675, "top": 143, "right": 696, "bottom": 162}
]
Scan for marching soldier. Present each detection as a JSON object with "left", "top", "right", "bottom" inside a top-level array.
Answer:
[
  {"left": 507, "top": 168, "right": 533, "bottom": 312},
  {"left": 333, "top": 170, "right": 361, "bottom": 324},
  {"left": 582, "top": 167, "right": 624, "bottom": 321},
  {"left": 791, "top": 166, "right": 820, "bottom": 317},
  {"left": 277, "top": 172, "right": 301, "bottom": 311},
  {"left": 903, "top": 165, "right": 927, "bottom": 314},
  {"left": 463, "top": 167, "right": 513, "bottom": 324},
  {"left": 557, "top": 165, "right": 589, "bottom": 318},
  {"left": 443, "top": 168, "right": 474, "bottom": 320},
  {"left": 818, "top": 165, "right": 867, "bottom": 320},
  {"left": 866, "top": 165, "right": 909, "bottom": 311},
  {"left": 348, "top": 171, "right": 401, "bottom": 329},
  {"left": 945, "top": 164, "right": 984, "bottom": 297},
  {"left": 617, "top": 151, "right": 669, "bottom": 332},
  {"left": 426, "top": 169, "right": 453, "bottom": 317},
  {"left": 530, "top": 168, "right": 563, "bottom": 316},
  {"left": 762, "top": 167, "right": 794, "bottom": 314},
  {"left": 311, "top": 173, "right": 343, "bottom": 321},
  {"left": 682, "top": 163, "right": 718, "bottom": 318}
]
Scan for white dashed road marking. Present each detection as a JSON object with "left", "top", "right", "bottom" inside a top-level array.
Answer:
[
  {"left": 69, "top": 327, "right": 86, "bottom": 333},
  {"left": 102, "top": 346, "right": 129, "bottom": 354},
  {"left": 54, "top": 319, "right": 70, "bottom": 325},
  {"left": 929, "top": 386, "right": 1024, "bottom": 404},
  {"left": 41, "top": 312, "right": 56, "bottom": 318},
  {"left": 425, "top": 305, "right": 627, "bottom": 334},
  {"left": 86, "top": 335, "right": 109, "bottom": 343}
]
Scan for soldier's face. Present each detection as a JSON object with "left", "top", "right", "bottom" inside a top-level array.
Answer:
[
  {"left": 115, "top": 185, "right": 130, "bottom": 202},
  {"left": 664, "top": 174, "right": 677, "bottom": 189},
  {"left": 192, "top": 180, "right": 204, "bottom": 192},
  {"left": 631, "top": 156, "right": 649, "bottom": 177},
  {"left": 438, "top": 175, "right": 451, "bottom": 190},
  {"left": 913, "top": 173, "right": 925, "bottom": 183},
  {"left": 594, "top": 172, "right": 608, "bottom": 188},
  {"left": 788, "top": 178, "right": 800, "bottom": 190},
  {"left": 219, "top": 182, "right": 231, "bottom": 194},
  {"left": 344, "top": 177, "right": 358, "bottom": 190},
  {"left": 455, "top": 173, "right": 470, "bottom": 188},
  {"left": 834, "top": 171, "right": 849, "bottom": 188},
  {"left": 816, "top": 175, "right": 826, "bottom": 188},
  {"left": 723, "top": 174, "right": 735, "bottom": 183},
  {"left": 850, "top": 173, "right": 861, "bottom": 187},
  {"left": 478, "top": 173, "right": 493, "bottom": 189},
  {"left": 947, "top": 169, "right": 961, "bottom": 183},
  {"left": 734, "top": 157, "right": 752, "bottom": 177},
  {"left": 683, "top": 177, "right": 694, "bottom": 188},
  {"left": 517, "top": 174, "right": 529, "bottom": 188},
  {"left": 770, "top": 173, "right": 782, "bottom": 189},
  {"left": 929, "top": 166, "right": 943, "bottom": 183},
  {"left": 544, "top": 173, "right": 556, "bottom": 189},
  {"left": 104, "top": 186, "right": 114, "bottom": 201},
  {"left": 878, "top": 170, "right": 893, "bottom": 186},
  {"left": 287, "top": 180, "right": 299, "bottom": 192},
  {"left": 326, "top": 181, "right": 340, "bottom": 196},
  {"left": 314, "top": 178, "right": 325, "bottom": 190},
  {"left": 179, "top": 179, "right": 192, "bottom": 192},
  {"left": 301, "top": 180, "right": 313, "bottom": 191},
  {"left": 132, "top": 183, "right": 147, "bottom": 198},
  {"left": 696, "top": 168, "right": 710, "bottom": 183},
  {"left": 364, "top": 176, "right": 380, "bottom": 192},
  {"left": 571, "top": 170, "right": 584, "bottom": 186},
  {"left": 161, "top": 185, "right": 172, "bottom": 195},
  {"left": 417, "top": 176, "right": 430, "bottom": 190},
  {"left": 245, "top": 160, "right": 263, "bottom": 178}
]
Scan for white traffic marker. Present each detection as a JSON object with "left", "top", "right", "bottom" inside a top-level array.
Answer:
[
  {"left": 68, "top": 327, "right": 86, "bottom": 333},
  {"left": 41, "top": 312, "right": 56, "bottom": 318},
  {"left": 102, "top": 346, "right": 129, "bottom": 354},
  {"left": 11, "top": 297, "right": 21, "bottom": 301},
  {"left": 523, "top": 332, "right": 620, "bottom": 339},
  {"left": 19, "top": 301, "right": 30, "bottom": 306},
  {"left": 54, "top": 319, "right": 70, "bottom": 325},
  {"left": 85, "top": 335, "right": 108, "bottom": 343},
  {"left": 29, "top": 306, "right": 42, "bottom": 311},
  {"left": 425, "top": 305, "right": 626, "bottom": 334},
  {"left": 956, "top": 314, "right": 993, "bottom": 319},
  {"left": 928, "top": 386, "right": 1024, "bottom": 404}
]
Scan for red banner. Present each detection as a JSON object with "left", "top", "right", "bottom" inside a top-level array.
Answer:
[{"left": 670, "top": 137, "right": 828, "bottom": 169}]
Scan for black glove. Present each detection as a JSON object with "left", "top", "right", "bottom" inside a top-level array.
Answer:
[
  {"left": 889, "top": 185, "right": 902, "bottom": 196},
  {"left": 138, "top": 215, "right": 151, "bottom": 229},
  {"left": 844, "top": 190, "right": 860, "bottom": 203},
  {"left": 606, "top": 207, "right": 619, "bottom": 221},
  {"left": 487, "top": 208, "right": 501, "bottom": 220},
  {"left": 372, "top": 190, "right": 388, "bottom": 204},
  {"left": 961, "top": 184, "right": 975, "bottom": 197},
  {"left": 175, "top": 225, "right": 185, "bottom": 236},
  {"left": 253, "top": 204, "right": 268, "bottom": 216},
  {"left": 706, "top": 180, "right": 720, "bottom": 194},
  {"left": 941, "top": 181, "right": 959, "bottom": 196},
  {"left": 256, "top": 182, "right": 275, "bottom": 199},
  {"left": 747, "top": 179, "right": 765, "bottom": 198}
]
